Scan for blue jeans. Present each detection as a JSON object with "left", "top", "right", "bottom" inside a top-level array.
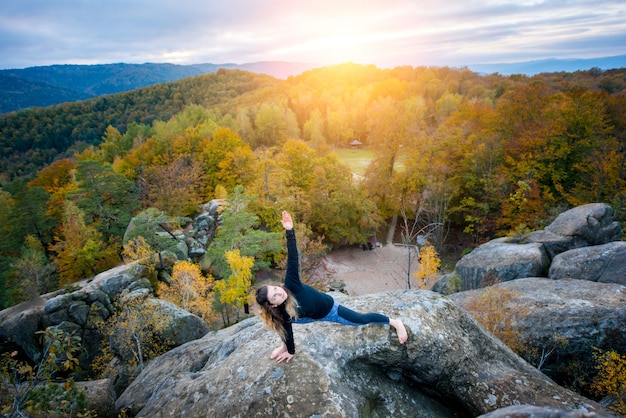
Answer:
[{"left": 293, "top": 300, "right": 389, "bottom": 326}]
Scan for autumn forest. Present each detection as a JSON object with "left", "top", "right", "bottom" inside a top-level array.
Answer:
[{"left": 1, "top": 63, "right": 625, "bottom": 310}]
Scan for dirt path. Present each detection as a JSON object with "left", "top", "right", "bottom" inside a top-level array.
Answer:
[{"left": 319, "top": 243, "right": 418, "bottom": 295}]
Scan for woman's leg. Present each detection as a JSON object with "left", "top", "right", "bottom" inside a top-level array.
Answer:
[
  {"left": 337, "top": 305, "right": 388, "bottom": 325},
  {"left": 337, "top": 305, "right": 407, "bottom": 344}
]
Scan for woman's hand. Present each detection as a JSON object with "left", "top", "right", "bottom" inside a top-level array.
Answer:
[
  {"left": 281, "top": 211, "right": 294, "bottom": 230},
  {"left": 275, "top": 351, "right": 294, "bottom": 363},
  {"left": 270, "top": 343, "right": 287, "bottom": 359},
  {"left": 270, "top": 343, "right": 293, "bottom": 362}
]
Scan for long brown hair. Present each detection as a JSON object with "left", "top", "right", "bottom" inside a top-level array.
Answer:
[{"left": 255, "top": 285, "right": 299, "bottom": 340}]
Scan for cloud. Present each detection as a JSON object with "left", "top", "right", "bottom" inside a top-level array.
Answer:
[{"left": 0, "top": 0, "right": 625, "bottom": 69}]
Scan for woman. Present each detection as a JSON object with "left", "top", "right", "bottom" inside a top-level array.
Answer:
[{"left": 256, "top": 211, "right": 408, "bottom": 363}]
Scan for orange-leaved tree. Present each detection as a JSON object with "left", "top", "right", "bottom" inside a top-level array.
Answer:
[
  {"left": 49, "top": 201, "right": 119, "bottom": 285},
  {"left": 158, "top": 260, "right": 215, "bottom": 323}
]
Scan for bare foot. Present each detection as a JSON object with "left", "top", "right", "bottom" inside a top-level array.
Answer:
[
  {"left": 389, "top": 318, "right": 408, "bottom": 344},
  {"left": 271, "top": 344, "right": 288, "bottom": 359}
]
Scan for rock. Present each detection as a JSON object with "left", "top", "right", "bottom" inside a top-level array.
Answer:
[
  {"left": 0, "top": 297, "right": 46, "bottom": 362},
  {"left": 549, "top": 241, "right": 626, "bottom": 285},
  {"left": 43, "top": 293, "right": 74, "bottom": 315},
  {"left": 526, "top": 229, "right": 589, "bottom": 260},
  {"left": 76, "top": 378, "right": 117, "bottom": 418},
  {"left": 116, "top": 291, "right": 611, "bottom": 417},
  {"left": 189, "top": 204, "right": 219, "bottom": 257},
  {"left": 544, "top": 203, "right": 622, "bottom": 246},
  {"left": 186, "top": 236, "right": 206, "bottom": 257},
  {"left": 477, "top": 404, "right": 618, "bottom": 417},
  {"left": 450, "top": 278, "right": 626, "bottom": 379},
  {"left": 68, "top": 301, "right": 90, "bottom": 326},
  {"left": 100, "top": 270, "right": 151, "bottom": 301},
  {"left": 455, "top": 238, "right": 549, "bottom": 290},
  {"left": 431, "top": 272, "right": 462, "bottom": 295},
  {"left": 146, "top": 298, "right": 210, "bottom": 347},
  {"left": 526, "top": 203, "right": 623, "bottom": 261}
]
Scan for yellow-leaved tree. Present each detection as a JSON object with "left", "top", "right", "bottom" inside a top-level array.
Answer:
[
  {"left": 414, "top": 244, "right": 441, "bottom": 289},
  {"left": 158, "top": 261, "right": 215, "bottom": 323},
  {"left": 214, "top": 249, "right": 254, "bottom": 325},
  {"left": 591, "top": 348, "right": 626, "bottom": 415}
]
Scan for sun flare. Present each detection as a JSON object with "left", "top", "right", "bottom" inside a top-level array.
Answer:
[{"left": 268, "top": 8, "right": 408, "bottom": 65}]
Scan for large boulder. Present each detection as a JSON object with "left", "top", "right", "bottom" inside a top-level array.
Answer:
[
  {"left": 116, "top": 291, "right": 611, "bottom": 417},
  {"left": 450, "top": 278, "right": 626, "bottom": 393},
  {"left": 0, "top": 297, "right": 48, "bottom": 362},
  {"left": 549, "top": 241, "right": 626, "bottom": 285},
  {"left": 450, "top": 203, "right": 623, "bottom": 292},
  {"left": 143, "top": 297, "right": 210, "bottom": 347},
  {"left": 455, "top": 238, "right": 549, "bottom": 290},
  {"left": 527, "top": 203, "right": 622, "bottom": 260},
  {"left": 76, "top": 378, "right": 117, "bottom": 418},
  {"left": 478, "top": 404, "right": 616, "bottom": 418},
  {"left": 187, "top": 199, "right": 222, "bottom": 257},
  {"left": 543, "top": 203, "right": 622, "bottom": 246}
]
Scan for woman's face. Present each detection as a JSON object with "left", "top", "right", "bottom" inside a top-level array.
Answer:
[{"left": 267, "top": 285, "right": 287, "bottom": 307}]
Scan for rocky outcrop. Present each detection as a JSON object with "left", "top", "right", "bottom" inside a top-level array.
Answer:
[
  {"left": 549, "top": 241, "right": 626, "bottom": 285},
  {"left": 450, "top": 278, "right": 626, "bottom": 371},
  {"left": 538, "top": 203, "right": 622, "bottom": 248},
  {"left": 478, "top": 404, "right": 617, "bottom": 418},
  {"left": 445, "top": 203, "right": 624, "bottom": 291},
  {"left": 0, "top": 199, "right": 222, "bottom": 382},
  {"left": 1, "top": 261, "right": 209, "bottom": 375},
  {"left": 0, "top": 296, "right": 49, "bottom": 363},
  {"left": 115, "top": 291, "right": 612, "bottom": 418},
  {"left": 186, "top": 199, "right": 222, "bottom": 257},
  {"left": 455, "top": 238, "right": 548, "bottom": 290}
]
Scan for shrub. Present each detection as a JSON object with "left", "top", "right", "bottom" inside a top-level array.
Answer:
[
  {"left": 0, "top": 328, "right": 90, "bottom": 417},
  {"left": 591, "top": 348, "right": 626, "bottom": 415}
]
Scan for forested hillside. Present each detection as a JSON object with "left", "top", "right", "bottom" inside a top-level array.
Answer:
[
  {"left": 1, "top": 63, "right": 625, "bottom": 310},
  {"left": 0, "top": 61, "right": 318, "bottom": 114},
  {"left": 0, "top": 69, "right": 281, "bottom": 178}
]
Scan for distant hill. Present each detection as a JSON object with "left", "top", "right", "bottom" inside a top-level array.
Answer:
[
  {"left": 467, "top": 54, "right": 626, "bottom": 76},
  {"left": 0, "top": 61, "right": 319, "bottom": 114}
]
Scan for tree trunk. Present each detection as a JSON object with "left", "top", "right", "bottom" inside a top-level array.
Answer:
[{"left": 386, "top": 214, "right": 397, "bottom": 245}]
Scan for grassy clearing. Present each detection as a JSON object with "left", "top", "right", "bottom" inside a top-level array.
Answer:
[{"left": 333, "top": 148, "right": 374, "bottom": 176}]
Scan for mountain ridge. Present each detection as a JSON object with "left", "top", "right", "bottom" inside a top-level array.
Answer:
[
  {"left": 1, "top": 56, "right": 624, "bottom": 114},
  {"left": 467, "top": 54, "right": 626, "bottom": 75},
  {"left": 0, "top": 61, "right": 320, "bottom": 114}
]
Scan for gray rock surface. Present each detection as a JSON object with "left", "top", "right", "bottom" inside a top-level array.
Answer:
[
  {"left": 116, "top": 291, "right": 610, "bottom": 417},
  {"left": 0, "top": 296, "right": 48, "bottom": 362},
  {"left": 544, "top": 203, "right": 622, "bottom": 246},
  {"left": 450, "top": 278, "right": 626, "bottom": 381},
  {"left": 1, "top": 261, "right": 209, "bottom": 374},
  {"left": 477, "top": 404, "right": 617, "bottom": 417},
  {"left": 455, "top": 238, "right": 548, "bottom": 290},
  {"left": 450, "top": 203, "right": 623, "bottom": 291},
  {"left": 549, "top": 241, "right": 626, "bottom": 285},
  {"left": 76, "top": 378, "right": 117, "bottom": 418}
]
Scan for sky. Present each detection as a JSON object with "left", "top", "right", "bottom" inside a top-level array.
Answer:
[{"left": 1, "top": 0, "right": 625, "bottom": 70}]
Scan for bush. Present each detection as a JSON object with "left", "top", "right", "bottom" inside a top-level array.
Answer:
[
  {"left": 0, "top": 328, "right": 91, "bottom": 417},
  {"left": 591, "top": 348, "right": 626, "bottom": 415}
]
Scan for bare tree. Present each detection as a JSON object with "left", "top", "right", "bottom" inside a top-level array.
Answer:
[{"left": 398, "top": 195, "right": 441, "bottom": 289}]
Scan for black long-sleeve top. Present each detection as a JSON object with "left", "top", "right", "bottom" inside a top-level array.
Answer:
[{"left": 281, "top": 229, "right": 334, "bottom": 354}]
